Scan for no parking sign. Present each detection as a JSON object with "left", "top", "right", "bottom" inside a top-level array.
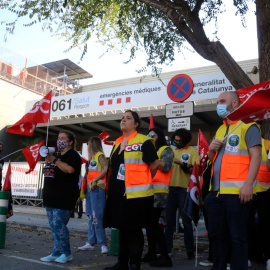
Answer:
[{"left": 167, "top": 74, "right": 194, "bottom": 102}]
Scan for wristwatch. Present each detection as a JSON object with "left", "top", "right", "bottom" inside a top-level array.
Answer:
[{"left": 52, "top": 158, "right": 59, "bottom": 164}]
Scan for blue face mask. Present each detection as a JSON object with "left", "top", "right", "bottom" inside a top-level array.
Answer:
[{"left": 216, "top": 104, "right": 230, "bottom": 118}]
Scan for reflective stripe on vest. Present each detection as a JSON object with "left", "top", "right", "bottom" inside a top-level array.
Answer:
[
  {"left": 152, "top": 146, "right": 172, "bottom": 194},
  {"left": 215, "top": 121, "right": 258, "bottom": 194},
  {"left": 111, "top": 131, "right": 154, "bottom": 199},
  {"left": 87, "top": 152, "right": 106, "bottom": 190},
  {"left": 254, "top": 138, "right": 270, "bottom": 193}
]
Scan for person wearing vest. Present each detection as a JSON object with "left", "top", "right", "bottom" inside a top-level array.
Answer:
[
  {"left": 142, "top": 127, "right": 174, "bottom": 267},
  {"left": 248, "top": 138, "right": 270, "bottom": 269},
  {"left": 78, "top": 137, "right": 108, "bottom": 254},
  {"left": 164, "top": 128, "right": 200, "bottom": 260},
  {"left": 103, "top": 110, "right": 158, "bottom": 270},
  {"left": 205, "top": 91, "right": 262, "bottom": 270}
]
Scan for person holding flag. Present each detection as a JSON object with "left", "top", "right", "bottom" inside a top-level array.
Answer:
[
  {"left": 205, "top": 91, "right": 262, "bottom": 270},
  {"left": 165, "top": 128, "right": 199, "bottom": 259},
  {"left": 40, "top": 130, "right": 82, "bottom": 264}
]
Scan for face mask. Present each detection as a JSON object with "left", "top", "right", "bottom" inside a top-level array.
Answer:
[
  {"left": 172, "top": 140, "right": 185, "bottom": 149},
  {"left": 216, "top": 104, "right": 230, "bottom": 118},
  {"left": 57, "top": 140, "right": 68, "bottom": 150}
]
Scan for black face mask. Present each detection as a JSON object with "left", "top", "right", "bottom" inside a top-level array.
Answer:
[{"left": 172, "top": 140, "right": 185, "bottom": 149}]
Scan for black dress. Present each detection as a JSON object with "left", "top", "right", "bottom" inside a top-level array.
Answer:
[{"left": 103, "top": 140, "right": 157, "bottom": 230}]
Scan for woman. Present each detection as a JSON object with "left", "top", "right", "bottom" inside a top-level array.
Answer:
[
  {"left": 142, "top": 127, "right": 174, "bottom": 267},
  {"left": 40, "top": 130, "right": 82, "bottom": 264},
  {"left": 78, "top": 136, "right": 108, "bottom": 254},
  {"left": 103, "top": 110, "right": 158, "bottom": 270}
]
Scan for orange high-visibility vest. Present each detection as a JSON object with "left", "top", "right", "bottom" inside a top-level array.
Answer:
[
  {"left": 152, "top": 146, "right": 173, "bottom": 194},
  {"left": 213, "top": 120, "right": 258, "bottom": 194},
  {"left": 111, "top": 131, "right": 154, "bottom": 199},
  {"left": 254, "top": 139, "right": 270, "bottom": 193},
  {"left": 80, "top": 152, "right": 106, "bottom": 198}
]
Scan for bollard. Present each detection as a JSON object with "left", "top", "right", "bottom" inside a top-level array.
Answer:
[
  {"left": 0, "top": 191, "right": 10, "bottom": 249},
  {"left": 109, "top": 228, "right": 120, "bottom": 256}
]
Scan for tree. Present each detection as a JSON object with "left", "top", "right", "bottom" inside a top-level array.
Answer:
[{"left": 0, "top": 0, "right": 269, "bottom": 136}]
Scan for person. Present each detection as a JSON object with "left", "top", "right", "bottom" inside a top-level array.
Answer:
[
  {"left": 103, "top": 110, "right": 159, "bottom": 270},
  {"left": 205, "top": 91, "right": 262, "bottom": 270},
  {"left": 78, "top": 136, "right": 108, "bottom": 254},
  {"left": 142, "top": 127, "right": 174, "bottom": 267},
  {"left": 40, "top": 130, "right": 82, "bottom": 264},
  {"left": 165, "top": 128, "right": 199, "bottom": 259},
  {"left": 248, "top": 137, "right": 270, "bottom": 269},
  {"left": 76, "top": 175, "right": 84, "bottom": 218}
]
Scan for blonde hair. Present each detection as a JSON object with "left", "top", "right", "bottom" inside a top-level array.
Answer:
[{"left": 88, "top": 137, "right": 104, "bottom": 157}]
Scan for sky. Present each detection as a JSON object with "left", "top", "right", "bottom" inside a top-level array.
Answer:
[{"left": 0, "top": 2, "right": 258, "bottom": 86}]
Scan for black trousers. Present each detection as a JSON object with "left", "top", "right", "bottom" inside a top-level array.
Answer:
[
  {"left": 145, "top": 207, "right": 168, "bottom": 257},
  {"left": 118, "top": 229, "right": 144, "bottom": 266}
]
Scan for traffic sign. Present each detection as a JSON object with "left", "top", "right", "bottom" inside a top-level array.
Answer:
[
  {"left": 166, "top": 102, "right": 194, "bottom": 118},
  {"left": 168, "top": 117, "right": 190, "bottom": 132},
  {"left": 167, "top": 74, "right": 194, "bottom": 102}
]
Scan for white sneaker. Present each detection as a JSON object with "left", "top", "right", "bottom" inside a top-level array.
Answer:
[
  {"left": 101, "top": 245, "right": 108, "bottom": 254},
  {"left": 78, "top": 242, "right": 94, "bottom": 250},
  {"left": 248, "top": 260, "right": 251, "bottom": 267},
  {"left": 266, "top": 259, "right": 270, "bottom": 270},
  {"left": 199, "top": 259, "right": 214, "bottom": 267},
  {"left": 226, "top": 264, "right": 230, "bottom": 270}
]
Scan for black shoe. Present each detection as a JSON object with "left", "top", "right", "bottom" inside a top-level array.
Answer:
[
  {"left": 150, "top": 255, "right": 172, "bottom": 267},
  {"left": 129, "top": 264, "right": 140, "bottom": 270},
  {"left": 141, "top": 253, "right": 157, "bottom": 263},
  {"left": 104, "top": 262, "right": 129, "bottom": 270},
  {"left": 187, "top": 251, "right": 194, "bottom": 260}
]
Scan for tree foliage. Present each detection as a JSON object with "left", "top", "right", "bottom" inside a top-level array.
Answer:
[{"left": 0, "top": 0, "right": 255, "bottom": 87}]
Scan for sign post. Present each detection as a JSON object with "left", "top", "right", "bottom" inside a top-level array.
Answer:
[
  {"left": 166, "top": 102, "right": 194, "bottom": 118},
  {"left": 168, "top": 117, "right": 191, "bottom": 132}
]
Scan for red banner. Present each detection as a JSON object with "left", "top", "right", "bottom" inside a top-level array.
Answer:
[
  {"left": 7, "top": 91, "right": 52, "bottom": 136},
  {"left": 228, "top": 81, "right": 270, "bottom": 123},
  {"left": 197, "top": 130, "right": 209, "bottom": 178},
  {"left": 149, "top": 113, "right": 155, "bottom": 130},
  {"left": 2, "top": 162, "right": 11, "bottom": 191},
  {"left": 99, "top": 130, "right": 114, "bottom": 145},
  {"left": 22, "top": 140, "right": 45, "bottom": 174}
]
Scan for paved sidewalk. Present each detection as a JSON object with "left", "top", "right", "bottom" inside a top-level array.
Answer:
[{"left": 1, "top": 205, "right": 265, "bottom": 270}]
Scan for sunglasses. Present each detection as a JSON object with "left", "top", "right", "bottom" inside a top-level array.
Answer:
[{"left": 147, "top": 134, "right": 155, "bottom": 138}]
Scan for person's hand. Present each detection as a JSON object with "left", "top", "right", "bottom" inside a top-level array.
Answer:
[
  {"left": 90, "top": 180, "right": 97, "bottom": 191},
  {"left": 45, "top": 154, "right": 56, "bottom": 164},
  {"left": 239, "top": 182, "right": 253, "bottom": 203},
  {"left": 209, "top": 139, "right": 224, "bottom": 153}
]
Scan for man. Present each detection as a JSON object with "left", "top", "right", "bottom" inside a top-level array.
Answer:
[
  {"left": 165, "top": 128, "right": 200, "bottom": 259},
  {"left": 205, "top": 91, "right": 261, "bottom": 270}
]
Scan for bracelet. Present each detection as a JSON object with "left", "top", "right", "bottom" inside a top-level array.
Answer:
[{"left": 52, "top": 158, "right": 58, "bottom": 164}]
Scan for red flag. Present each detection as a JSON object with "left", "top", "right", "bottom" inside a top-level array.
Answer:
[
  {"left": 183, "top": 162, "right": 201, "bottom": 226},
  {"left": 228, "top": 81, "right": 270, "bottom": 123},
  {"left": 99, "top": 130, "right": 114, "bottom": 145},
  {"left": 7, "top": 91, "right": 52, "bottom": 136},
  {"left": 22, "top": 140, "right": 45, "bottom": 174},
  {"left": 2, "top": 162, "right": 11, "bottom": 191},
  {"left": 79, "top": 153, "right": 88, "bottom": 164},
  {"left": 197, "top": 130, "right": 209, "bottom": 178},
  {"left": 149, "top": 113, "right": 155, "bottom": 130}
]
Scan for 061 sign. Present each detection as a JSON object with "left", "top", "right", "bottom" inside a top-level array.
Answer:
[{"left": 52, "top": 98, "right": 72, "bottom": 112}]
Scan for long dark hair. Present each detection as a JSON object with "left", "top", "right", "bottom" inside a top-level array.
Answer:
[{"left": 149, "top": 127, "right": 168, "bottom": 150}]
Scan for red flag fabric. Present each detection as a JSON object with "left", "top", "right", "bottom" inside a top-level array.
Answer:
[
  {"left": 79, "top": 153, "right": 88, "bottom": 164},
  {"left": 197, "top": 130, "right": 209, "bottom": 178},
  {"left": 183, "top": 162, "right": 201, "bottom": 226},
  {"left": 99, "top": 130, "right": 114, "bottom": 145},
  {"left": 149, "top": 113, "right": 155, "bottom": 130},
  {"left": 7, "top": 91, "right": 52, "bottom": 136},
  {"left": 22, "top": 140, "right": 45, "bottom": 174},
  {"left": 2, "top": 162, "right": 11, "bottom": 191},
  {"left": 228, "top": 81, "right": 270, "bottom": 123}
]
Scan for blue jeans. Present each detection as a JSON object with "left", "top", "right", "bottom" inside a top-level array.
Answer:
[
  {"left": 204, "top": 192, "right": 250, "bottom": 270},
  {"left": 85, "top": 187, "right": 107, "bottom": 246},
  {"left": 46, "top": 207, "right": 73, "bottom": 256},
  {"left": 165, "top": 187, "right": 194, "bottom": 253}
]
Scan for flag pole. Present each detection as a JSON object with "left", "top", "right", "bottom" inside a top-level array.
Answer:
[
  {"left": 1, "top": 149, "right": 22, "bottom": 160},
  {"left": 45, "top": 119, "right": 50, "bottom": 146},
  {"left": 195, "top": 223, "right": 198, "bottom": 267}
]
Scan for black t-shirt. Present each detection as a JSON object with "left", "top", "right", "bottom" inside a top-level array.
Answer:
[
  {"left": 104, "top": 139, "right": 157, "bottom": 229},
  {"left": 42, "top": 149, "right": 81, "bottom": 210}
]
